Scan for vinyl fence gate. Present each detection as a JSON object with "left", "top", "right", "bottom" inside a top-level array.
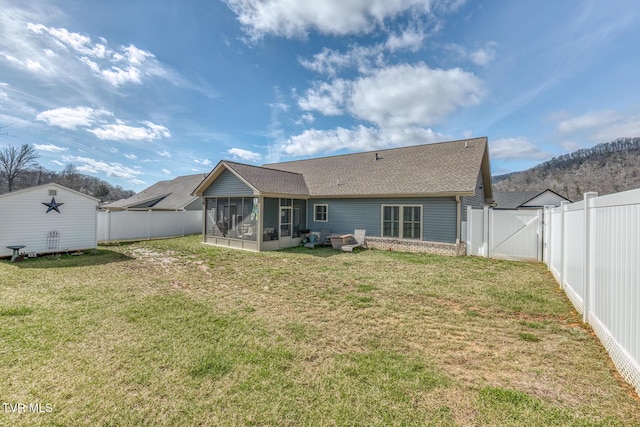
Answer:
[{"left": 466, "top": 206, "right": 543, "bottom": 262}]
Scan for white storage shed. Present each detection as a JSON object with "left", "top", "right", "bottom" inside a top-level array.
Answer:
[{"left": 0, "top": 183, "right": 99, "bottom": 258}]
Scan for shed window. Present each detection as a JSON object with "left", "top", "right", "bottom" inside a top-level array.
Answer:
[
  {"left": 314, "top": 204, "right": 328, "bottom": 222},
  {"left": 382, "top": 205, "right": 422, "bottom": 240}
]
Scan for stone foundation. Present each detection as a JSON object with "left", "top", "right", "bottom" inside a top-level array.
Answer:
[{"left": 365, "top": 237, "right": 466, "bottom": 256}]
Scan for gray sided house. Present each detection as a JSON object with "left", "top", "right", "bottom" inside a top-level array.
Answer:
[
  {"left": 103, "top": 174, "right": 206, "bottom": 211},
  {"left": 193, "top": 137, "right": 493, "bottom": 254}
]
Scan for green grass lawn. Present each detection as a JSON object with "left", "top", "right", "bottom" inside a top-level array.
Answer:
[{"left": 1, "top": 235, "right": 638, "bottom": 426}]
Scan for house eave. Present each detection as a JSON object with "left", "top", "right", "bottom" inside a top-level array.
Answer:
[{"left": 306, "top": 191, "right": 476, "bottom": 199}]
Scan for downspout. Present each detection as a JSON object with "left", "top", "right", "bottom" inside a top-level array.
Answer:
[{"left": 455, "top": 195, "right": 461, "bottom": 255}]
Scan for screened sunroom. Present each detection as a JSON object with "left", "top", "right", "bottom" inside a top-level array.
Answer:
[
  {"left": 204, "top": 196, "right": 307, "bottom": 251},
  {"left": 195, "top": 161, "right": 311, "bottom": 251}
]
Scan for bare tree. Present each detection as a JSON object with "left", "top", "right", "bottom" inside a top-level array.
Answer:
[{"left": 0, "top": 144, "right": 40, "bottom": 192}]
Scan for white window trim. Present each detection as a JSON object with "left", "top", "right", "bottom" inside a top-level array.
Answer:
[
  {"left": 381, "top": 204, "right": 423, "bottom": 240},
  {"left": 313, "top": 204, "right": 328, "bottom": 222}
]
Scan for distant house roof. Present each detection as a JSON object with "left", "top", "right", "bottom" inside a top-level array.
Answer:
[
  {"left": 493, "top": 189, "right": 571, "bottom": 209},
  {"left": 195, "top": 137, "right": 492, "bottom": 200},
  {"left": 103, "top": 174, "right": 206, "bottom": 211}
]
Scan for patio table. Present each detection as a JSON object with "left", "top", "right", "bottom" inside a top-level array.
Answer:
[{"left": 329, "top": 234, "right": 353, "bottom": 250}]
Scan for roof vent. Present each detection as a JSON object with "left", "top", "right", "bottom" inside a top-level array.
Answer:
[
  {"left": 465, "top": 141, "right": 469, "bottom": 148},
  {"left": 374, "top": 153, "right": 382, "bottom": 161}
]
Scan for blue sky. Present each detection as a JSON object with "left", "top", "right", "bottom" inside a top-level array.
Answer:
[{"left": 1, "top": 0, "right": 639, "bottom": 192}]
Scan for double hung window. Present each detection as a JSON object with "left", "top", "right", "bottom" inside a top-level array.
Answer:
[
  {"left": 314, "top": 204, "right": 328, "bottom": 222},
  {"left": 382, "top": 205, "right": 422, "bottom": 239}
]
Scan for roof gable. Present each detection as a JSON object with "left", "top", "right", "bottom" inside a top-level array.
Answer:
[
  {"left": 0, "top": 182, "right": 99, "bottom": 201},
  {"left": 194, "top": 161, "right": 309, "bottom": 197},
  {"left": 493, "top": 189, "right": 571, "bottom": 209},
  {"left": 520, "top": 189, "right": 571, "bottom": 207},
  {"left": 104, "top": 174, "right": 206, "bottom": 210}
]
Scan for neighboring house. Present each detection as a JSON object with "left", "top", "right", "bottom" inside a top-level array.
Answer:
[
  {"left": 492, "top": 189, "right": 571, "bottom": 210},
  {"left": 0, "top": 183, "right": 98, "bottom": 258},
  {"left": 102, "top": 174, "right": 206, "bottom": 211},
  {"left": 193, "top": 137, "right": 492, "bottom": 254}
]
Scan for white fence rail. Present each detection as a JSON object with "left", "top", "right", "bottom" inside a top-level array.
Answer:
[
  {"left": 467, "top": 188, "right": 640, "bottom": 395},
  {"left": 466, "top": 207, "right": 542, "bottom": 261},
  {"left": 97, "top": 210, "right": 202, "bottom": 242},
  {"left": 545, "top": 189, "right": 640, "bottom": 395}
]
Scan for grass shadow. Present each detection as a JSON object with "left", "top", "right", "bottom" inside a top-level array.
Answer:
[
  {"left": 280, "top": 245, "right": 362, "bottom": 258},
  {"left": 5, "top": 249, "right": 133, "bottom": 269}
]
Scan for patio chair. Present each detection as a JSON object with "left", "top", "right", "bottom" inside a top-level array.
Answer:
[
  {"left": 304, "top": 228, "right": 330, "bottom": 249},
  {"left": 341, "top": 229, "right": 366, "bottom": 252}
]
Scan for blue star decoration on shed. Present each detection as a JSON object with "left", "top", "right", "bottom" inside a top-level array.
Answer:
[{"left": 42, "top": 197, "right": 64, "bottom": 213}]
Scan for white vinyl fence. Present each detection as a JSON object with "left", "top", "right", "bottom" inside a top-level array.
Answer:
[
  {"left": 466, "top": 206, "right": 543, "bottom": 261},
  {"left": 97, "top": 210, "right": 202, "bottom": 242},
  {"left": 545, "top": 189, "right": 640, "bottom": 395}
]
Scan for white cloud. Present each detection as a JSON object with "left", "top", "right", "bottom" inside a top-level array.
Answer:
[
  {"left": 129, "top": 178, "right": 146, "bottom": 185},
  {"left": 385, "top": 28, "right": 425, "bottom": 52},
  {"left": 490, "top": 137, "right": 550, "bottom": 160},
  {"left": 296, "top": 63, "right": 484, "bottom": 129},
  {"left": 556, "top": 110, "right": 623, "bottom": 133},
  {"left": 298, "top": 44, "right": 387, "bottom": 76},
  {"left": 27, "top": 23, "right": 105, "bottom": 57},
  {"left": 298, "top": 79, "right": 348, "bottom": 116},
  {"left": 299, "top": 48, "right": 355, "bottom": 76},
  {"left": 275, "top": 125, "right": 450, "bottom": 157},
  {"left": 469, "top": 42, "right": 497, "bottom": 66},
  {"left": 162, "top": 168, "right": 171, "bottom": 175},
  {"left": 560, "top": 140, "right": 582, "bottom": 151},
  {"left": 34, "top": 143, "right": 68, "bottom": 152},
  {"left": 99, "top": 64, "right": 143, "bottom": 86},
  {"left": 88, "top": 122, "right": 170, "bottom": 141},
  {"left": 444, "top": 41, "right": 498, "bottom": 67},
  {"left": 0, "top": 52, "right": 46, "bottom": 73},
  {"left": 591, "top": 115, "right": 640, "bottom": 141},
  {"left": 228, "top": 148, "right": 262, "bottom": 162},
  {"left": 349, "top": 63, "right": 484, "bottom": 128},
  {"left": 278, "top": 125, "right": 384, "bottom": 156},
  {"left": 62, "top": 155, "right": 143, "bottom": 179},
  {"left": 194, "top": 158, "right": 213, "bottom": 166},
  {"left": 124, "top": 153, "right": 137, "bottom": 160},
  {"left": 36, "top": 106, "right": 112, "bottom": 129},
  {"left": 157, "top": 150, "right": 172, "bottom": 158},
  {"left": 224, "top": 0, "right": 431, "bottom": 39},
  {"left": 295, "top": 113, "right": 315, "bottom": 125},
  {"left": 25, "top": 22, "right": 169, "bottom": 88},
  {"left": 384, "top": 127, "right": 450, "bottom": 146}
]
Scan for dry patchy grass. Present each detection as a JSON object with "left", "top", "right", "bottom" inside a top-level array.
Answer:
[{"left": 0, "top": 235, "right": 638, "bottom": 426}]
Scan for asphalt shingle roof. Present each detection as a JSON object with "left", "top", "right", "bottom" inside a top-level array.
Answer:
[
  {"left": 103, "top": 174, "right": 206, "bottom": 210},
  {"left": 223, "top": 161, "right": 309, "bottom": 196},
  {"left": 492, "top": 191, "right": 544, "bottom": 209},
  {"left": 263, "top": 137, "right": 489, "bottom": 197}
]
